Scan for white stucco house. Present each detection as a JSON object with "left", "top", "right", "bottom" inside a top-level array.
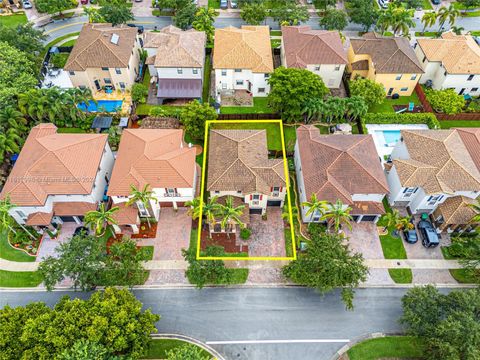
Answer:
[
  {"left": 281, "top": 26, "right": 348, "bottom": 89},
  {"left": 0, "top": 124, "right": 114, "bottom": 231},
  {"left": 107, "top": 129, "right": 197, "bottom": 234},
  {"left": 415, "top": 31, "right": 480, "bottom": 96},
  {"left": 213, "top": 26, "right": 273, "bottom": 98},
  {"left": 144, "top": 26, "right": 206, "bottom": 104}
]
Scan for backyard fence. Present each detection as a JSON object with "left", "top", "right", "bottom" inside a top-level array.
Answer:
[{"left": 218, "top": 113, "right": 280, "bottom": 120}]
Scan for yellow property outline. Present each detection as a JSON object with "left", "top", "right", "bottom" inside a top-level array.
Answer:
[{"left": 196, "top": 119, "right": 297, "bottom": 261}]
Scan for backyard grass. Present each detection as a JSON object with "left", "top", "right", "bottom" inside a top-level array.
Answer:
[
  {"left": 142, "top": 67, "right": 151, "bottom": 87},
  {"left": 271, "top": 39, "right": 281, "bottom": 48},
  {"left": 439, "top": 120, "right": 480, "bottom": 129},
  {"left": 57, "top": 127, "right": 87, "bottom": 133},
  {"left": 42, "top": 32, "right": 81, "bottom": 59},
  {"left": 0, "top": 231, "right": 36, "bottom": 262},
  {"left": 0, "top": 12, "right": 27, "bottom": 27},
  {"left": 347, "top": 336, "right": 425, "bottom": 360},
  {"left": 60, "top": 39, "right": 77, "bottom": 47},
  {"left": 220, "top": 97, "right": 274, "bottom": 114},
  {"left": 270, "top": 30, "right": 282, "bottom": 36},
  {"left": 203, "top": 55, "right": 212, "bottom": 103},
  {"left": 0, "top": 270, "right": 43, "bottom": 287},
  {"left": 368, "top": 93, "right": 420, "bottom": 113},
  {"left": 284, "top": 228, "right": 294, "bottom": 258},
  {"left": 144, "top": 339, "right": 211, "bottom": 359},
  {"left": 208, "top": 0, "right": 220, "bottom": 7},
  {"left": 388, "top": 269, "right": 413, "bottom": 283}
]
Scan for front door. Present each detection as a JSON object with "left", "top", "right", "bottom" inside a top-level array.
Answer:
[
  {"left": 94, "top": 80, "right": 101, "bottom": 91},
  {"left": 387, "top": 88, "right": 394, "bottom": 96}
]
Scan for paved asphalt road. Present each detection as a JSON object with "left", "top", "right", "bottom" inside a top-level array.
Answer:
[
  {"left": 0, "top": 287, "right": 444, "bottom": 360},
  {"left": 41, "top": 14, "right": 480, "bottom": 43}
]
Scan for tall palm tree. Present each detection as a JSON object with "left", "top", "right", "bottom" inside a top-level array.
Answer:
[
  {"left": 126, "top": 184, "right": 158, "bottom": 227},
  {"left": 380, "top": 208, "right": 402, "bottom": 232},
  {"left": 321, "top": 200, "right": 353, "bottom": 233},
  {"left": 421, "top": 11, "right": 438, "bottom": 34},
  {"left": 202, "top": 196, "right": 221, "bottom": 229},
  {"left": 84, "top": 203, "right": 119, "bottom": 236},
  {"left": 345, "top": 96, "right": 368, "bottom": 122},
  {"left": 377, "top": 3, "right": 415, "bottom": 37},
  {"left": 302, "top": 193, "right": 329, "bottom": 221},
  {"left": 0, "top": 196, "right": 36, "bottom": 240},
  {"left": 437, "top": 5, "right": 460, "bottom": 30},
  {"left": 451, "top": 26, "right": 464, "bottom": 35},
  {"left": 185, "top": 196, "right": 201, "bottom": 221},
  {"left": 214, "top": 196, "right": 245, "bottom": 237}
]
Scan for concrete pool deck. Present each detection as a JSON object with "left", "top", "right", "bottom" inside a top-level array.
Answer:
[{"left": 366, "top": 124, "right": 429, "bottom": 164}]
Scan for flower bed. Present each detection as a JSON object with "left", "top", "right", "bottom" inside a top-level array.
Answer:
[{"left": 8, "top": 230, "right": 42, "bottom": 257}]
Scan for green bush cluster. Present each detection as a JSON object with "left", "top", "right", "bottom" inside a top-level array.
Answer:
[
  {"left": 425, "top": 88, "right": 466, "bottom": 115},
  {"left": 240, "top": 227, "right": 252, "bottom": 240},
  {"left": 359, "top": 112, "right": 440, "bottom": 133}
]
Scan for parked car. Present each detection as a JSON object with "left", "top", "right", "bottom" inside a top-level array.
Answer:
[
  {"left": 80, "top": 0, "right": 88, "bottom": 4},
  {"left": 230, "top": 0, "right": 237, "bottom": 8},
  {"left": 220, "top": 0, "right": 228, "bottom": 9},
  {"left": 127, "top": 23, "right": 144, "bottom": 34},
  {"left": 431, "top": 0, "right": 440, "bottom": 4},
  {"left": 22, "top": 0, "right": 32, "bottom": 9},
  {"left": 73, "top": 226, "right": 89, "bottom": 237},
  {"left": 134, "top": 0, "right": 143, "bottom": 2},
  {"left": 402, "top": 229, "right": 418, "bottom": 244},
  {"left": 417, "top": 220, "right": 440, "bottom": 248}
]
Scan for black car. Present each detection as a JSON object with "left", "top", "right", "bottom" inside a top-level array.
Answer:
[
  {"left": 73, "top": 226, "right": 89, "bottom": 237},
  {"left": 126, "top": 23, "right": 144, "bottom": 34},
  {"left": 431, "top": 0, "right": 440, "bottom": 4},
  {"left": 402, "top": 229, "right": 418, "bottom": 244},
  {"left": 417, "top": 220, "right": 440, "bottom": 248}
]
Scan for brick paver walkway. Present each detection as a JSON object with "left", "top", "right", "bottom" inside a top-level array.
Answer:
[{"left": 246, "top": 208, "right": 286, "bottom": 257}]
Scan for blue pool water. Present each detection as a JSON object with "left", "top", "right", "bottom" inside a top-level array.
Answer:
[
  {"left": 382, "top": 130, "right": 401, "bottom": 145},
  {"left": 78, "top": 100, "right": 123, "bottom": 112}
]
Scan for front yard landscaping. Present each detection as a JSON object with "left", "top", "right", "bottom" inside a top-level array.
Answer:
[
  {"left": 368, "top": 93, "right": 420, "bottom": 113},
  {"left": 441, "top": 245, "right": 479, "bottom": 284},
  {"left": 347, "top": 336, "right": 425, "bottom": 360},
  {"left": 144, "top": 339, "right": 211, "bottom": 359},
  {"left": 0, "top": 231, "right": 36, "bottom": 262},
  {"left": 0, "top": 12, "right": 27, "bottom": 28},
  {"left": 220, "top": 97, "right": 274, "bottom": 114},
  {"left": 0, "top": 270, "right": 43, "bottom": 288}
]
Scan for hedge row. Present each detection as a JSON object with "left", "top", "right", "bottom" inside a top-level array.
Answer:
[{"left": 359, "top": 113, "right": 440, "bottom": 133}]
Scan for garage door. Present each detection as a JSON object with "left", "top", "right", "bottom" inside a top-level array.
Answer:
[
  {"left": 161, "top": 202, "right": 173, "bottom": 207},
  {"left": 59, "top": 216, "right": 76, "bottom": 222},
  {"left": 249, "top": 208, "right": 262, "bottom": 215},
  {"left": 361, "top": 215, "right": 377, "bottom": 222},
  {"left": 267, "top": 200, "right": 282, "bottom": 206}
]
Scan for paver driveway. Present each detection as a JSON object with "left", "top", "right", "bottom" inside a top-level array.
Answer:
[
  {"left": 344, "top": 222, "right": 384, "bottom": 260},
  {"left": 247, "top": 207, "right": 286, "bottom": 257},
  {"left": 36, "top": 222, "right": 78, "bottom": 261}
]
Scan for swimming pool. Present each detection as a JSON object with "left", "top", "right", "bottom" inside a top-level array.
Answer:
[
  {"left": 382, "top": 130, "right": 401, "bottom": 145},
  {"left": 78, "top": 100, "right": 123, "bottom": 112}
]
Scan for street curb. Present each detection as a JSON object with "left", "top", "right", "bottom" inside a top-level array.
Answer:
[
  {"left": 330, "top": 332, "right": 404, "bottom": 360},
  {"left": 151, "top": 333, "right": 226, "bottom": 360}
]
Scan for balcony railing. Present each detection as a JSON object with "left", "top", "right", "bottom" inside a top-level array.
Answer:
[{"left": 164, "top": 192, "right": 180, "bottom": 197}]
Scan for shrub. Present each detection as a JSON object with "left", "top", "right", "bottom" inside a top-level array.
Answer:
[
  {"left": 359, "top": 112, "right": 440, "bottom": 133},
  {"left": 149, "top": 106, "right": 182, "bottom": 118},
  {"left": 425, "top": 88, "right": 465, "bottom": 115},
  {"left": 240, "top": 227, "right": 251, "bottom": 240},
  {"left": 349, "top": 77, "right": 386, "bottom": 109},
  {"left": 49, "top": 53, "right": 69, "bottom": 68},
  {"left": 131, "top": 83, "right": 149, "bottom": 104}
]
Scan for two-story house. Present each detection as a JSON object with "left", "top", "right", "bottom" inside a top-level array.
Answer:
[
  {"left": 387, "top": 129, "right": 480, "bottom": 232},
  {"left": 213, "top": 26, "right": 273, "bottom": 97},
  {"left": 348, "top": 33, "right": 424, "bottom": 96},
  {"left": 281, "top": 26, "right": 348, "bottom": 89},
  {"left": 207, "top": 129, "right": 286, "bottom": 230},
  {"left": 415, "top": 31, "right": 480, "bottom": 96},
  {"left": 0, "top": 123, "right": 114, "bottom": 231},
  {"left": 144, "top": 26, "right": 206, "bottom": 104},
  {"left": 295, "top": 125, "right": 389, "bottom": 223},
  {"left": 107, "top": 129, "right": 197, "bottom": 234},
  {"left": 64, "top": 23, "right": 142, "bottom": 93}
]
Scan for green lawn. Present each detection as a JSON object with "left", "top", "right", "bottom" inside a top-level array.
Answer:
[
  {"left": 0, "top": 231, "right": 36, "bottom": 262},
  {"left": 439, "top": 120, "right": 480, "bottom": 129},
  {"left": 42, "top": 32, "right": 81, "bottom": 59},
  {"left": 61, "top": 39, "right": 77, "bottom": 47},
  {"left": 471, "top": 31, "right": 480, "bottom": 36},
  {"left": 347, "top": 336, "right": 425, "bottom": 360},
  {"left": 220, "top": 97, "right": 274, "bottom": 114},
  {"left": 441, "top": 245, "right": 479, "bottom": 284},
  {"left": 143, "top": 67, "right": 151, "bottom": 87},
  {"left": 284, "top": 228, "right": 294, "bottom": 258},
  {"left": 0, "top": 12, "right": 27, "bottom": 28},
  {"left": 208, "top": 0, "right": 220, "bottom": 7},
  {"left": 270, "top": 30, "right": 282, "bottom": 36},
  {"left": 203, "top": 55, "right": 212, "bottom": 103},
  {"left": 462, "top": 10, "right": 480, "bottom": 16},
  {"left": 144, "top": 339, "right": 211, "bottom": 359},
  {"left": 271, "top": 39, "right": 281, "bottom": 48},
  {"left": 141, "top": 245, "right": 154, "bottom": 260},
  {"left": 57, "top": 127, "right": 87, "bottom": 133},
  {"left": 388, "top": 269, "right": 413, "bottom": 283},
  {"left": 415, "top": 31, "right": 438, "bottom": 37},
  {"left": 368, "top": 93, "right": 420, "bottom": 113},
  {"left": 379, "top": 231, "right": 408, "bottom": 259},
  {"left": 0, "top": 270, "right": 43, "bottom": 287}
]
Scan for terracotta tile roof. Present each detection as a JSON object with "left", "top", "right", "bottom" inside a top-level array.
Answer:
[
  {"left": 26, "top": 211, "right": 53, "bottom": 226},
  {"left": 417, "top": 31, "right": 480, "bottom": 74},
  {"left": 207, "top": 130, "right": 285, "bottom": 194},
  {"left": 108, "top": 129, "right": 196, "bottom": 196},
  {"left": 296, "top": 125, "right": 388, "bottom": 204},
  {"left": 0, "top": 124, "right": 108, "bottom": 206},
  {"left": 110, "top": 202, "right": 139, "bottom": 225},
  {"left": 456, "top": 128, "right": 480, "bottom": 172},
  {"left": 144, "top": 26, "right": 206, "bottom": 68},
  {"left": 216, "top": 195, "right": 250, "bottom": 225},
  {"left": 281, "top": 26, "right": 347, "bottom": 68},
  {"left": 351, "top": 59, "right": 368, "bottom": 70},
  {"left": 53, "top": 202, "right": 97, "bottom": 216},
  {"left": 433, "top": 195, "right": 479, "bottom": 226},
  {"left": 393, "top": 129, "right": 480, "bottom": 194},
  {"left": 213, "top": 26, "right": 274, "bottom": 73},
  {"left": 350, "top": 32, "right": 423, "bottom": 74},
  {"left": 351, "top": 201, "right": 386, "bottom": 215},
  {"left": 64, "top": 23, "right": 138, "bottom": 71}
]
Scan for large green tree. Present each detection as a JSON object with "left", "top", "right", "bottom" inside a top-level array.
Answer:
[
  {"left": 349, "top": 76, "right": 385, "bottom": 109},
  {"left": 59, "top": 340, "right": 120, "bottom": 360},
  {"left": 0, "top": 23, "right": 46, "bottom": 67},
  {"left": 319, "top": 9, "right": 348, "bottom": 31},
  {"left": 447, "top": 234, "right": 480, "bottom": 283},
  {"left": 98, "top": 0, "right": 134, "bottom": 26},
  {"left": 267, "top": 67, "right": 329, "bottom": 122},
  {"left": 180, "top": 100, "right": 218, "bottom": 139},
  {"left": 376, "top": 2, "right": 415, "bottom": 37},
  {"left": 192, "top": 7, "right": 218, "bottom": 45},
  {"left": 400, "top": 286, "right": 480, "bottom": 360},
  {"left": 0, "top": 288, "right": 160, "bottom": 359},
  {"left": 240, "top": 2, "right": 268, "bottom": 25},
  {"left": 271, "top": 3, "right": 309, "bottom": 25},
  {"left": 425, "top": 88, "right": 465, "bottom": 114},
  {"left": 282, "top": 224, "right": 368, "bottom": 310},
  {"left": 347, "top": 0, "right": 379, "bottom": 32},
  {"left": 173, "top": 2, "right": 197, "bottom": 30},
  {"left": 457, "top": 0, "right": 480, "bottom": 11},
  {"left": 35, "top": 0, "right": 75, "bottom": 15}
]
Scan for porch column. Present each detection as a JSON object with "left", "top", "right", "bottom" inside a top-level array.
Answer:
[
  {"left": 131, "top": 224, "right": 139, "bottom": 234},
  {"left": 356, "top": 215, "right": 362, "bottom": 223},
  {"left": 373, "top": 215, "right": 380, "bottom": 224},
  {"left": 112, "top": 224, "right": 121, "bottom": 234},
  {"left": 173, "top": 201, "right": 178, "bottom": 210}
]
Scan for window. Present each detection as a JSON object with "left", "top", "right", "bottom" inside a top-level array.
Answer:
[
  {"left": 237, "top": 191, "right": 242, "bottom": 194},
  {"left": 427, "top": 195, "right": 443, "bottom": 206},
  {"left": 16, "top": 210, "right": 26, "bottom": 219},
  {"left": 104, "top": 78, "right": 112, "bottom": 84},
  {"left": 334, "top": 65, "right": 341, "bottom": 71},
  {"left": 258, "top": 88, "right": 265, "bottom": 93},
  {"left": 410, "top": 74, "right": 417, "bottom": 80},
  {"left": 236, "top": 80, "right": 244, "bottom": 85},
  {"left": 467, "top": 75, "right": 474, "bottom": 81},
  {"left": 69, "top": 71, "right": 75, "bottom": 76},
  {"left": 472, "top": 88, "right": 479, "bottom": 92},
  {"left": 252, "top": 194, "right": 260, "bottom": 200},
  {"left": 395, "top": 74, "right": 402, "bottom": 80},
  {"left": 137, "top": 202, "right": 148, "bottom": 217},
  {"left": 234, "top": 69, "right": 242, "bottom": 73},
  {"left": 119, "top": 82, "right": 126, "bottom": 90},
  {"left": 264, "top": 74, "right": 269, "bottom": 78},
  {"left": 272, "top": 186, "right": 280, "bottom": 196},
  {"left": 115, "top": 68, "right": 121, "bottom": 74},
  {"left": 221, "top": 70, "right": 227, "bottom": 76},
  {"left": 214, "top": 191, "right": 220, "bottom": 194},
  {"left": 101, "top": 67, "right": 109, "bottom": 71},
  {"left": 165, "top": 188, "right": 177, "bottom": 196},
  {"left": 402, "top": 187, "right": 417, "bottom": 198},
  {"left": 422, "top": 56, "right": 426, "bottom": 63},
  {"left": 193, "top": 69, "right": 198, "bottom": 74},
  {"left": 222, "top": 83, "right": 227, "bottom": 89},
  {"left": 444, "top": 70, "right": 447, "bottom": 76},
  {"left": 400, "top": 87, "right": 408, "bottom": 91},
  {"left": 314, "top": 65, "right": 320, "bottom": 71},
  {"left": 177, "top": 68, "right": 183, "bottom": 74}
]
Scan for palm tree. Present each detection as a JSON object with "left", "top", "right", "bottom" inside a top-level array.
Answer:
[
  {"left": 84, "top": 203, "right": 119, "bottom": 236},
  {"left": 302, "top": 193, "right": 329, "bottom": 221},
  {"left": 397, "top": 217, "right": 414, "bottom": 231},
  {"left": 126, "top": 184, "right": 157, "bottom": 227},
  {"left": 345, "top": 96, "right": 368, "bottom": 122},
  {"left": 437, "top": 5, "right": 460, "bottom": 30},
  {"left": 0, "top": 196, "right": 36, "bottom": 240},
  {"left": 214, "top": 196, "right": 245, "bottom": 237},
  {"left": 468, "top": 199, "right": 480, "bottom": 224},
  {"left": 192, "top": 7, "right": 218, "bottom": 45},
  {"left": 377, "top": 3, "right": 415, "bottom": 37},
  {"left": 421, "top": 11, "right": 438, "bottom": 34},
  {"left": 321, "top": 200, "right": 353, "bottom": 233},
  {"left": 451, "top": 26, "right": 464, "bottom": 35},
  {"left": 202, "top": 196, "right": 221, "bottom": 229},
  {"left": 185, "top": 197, "right": 201, "bottom": 221}
]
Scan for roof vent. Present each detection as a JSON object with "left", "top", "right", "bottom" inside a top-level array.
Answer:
[{"left": 111, "top": 34, "right": 120, "bottom": 45}]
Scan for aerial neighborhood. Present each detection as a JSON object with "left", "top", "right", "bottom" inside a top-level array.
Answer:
[{"left": 0, "top": 0, "right": 480, "bottom": 357}]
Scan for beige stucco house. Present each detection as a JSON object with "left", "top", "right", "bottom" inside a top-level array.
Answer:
[
  {"left": 64, "top": 23, "right": 142, "bottom": 93},
  {"left": 348, "top": 33, "right": 424, "bottom": 96}
]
